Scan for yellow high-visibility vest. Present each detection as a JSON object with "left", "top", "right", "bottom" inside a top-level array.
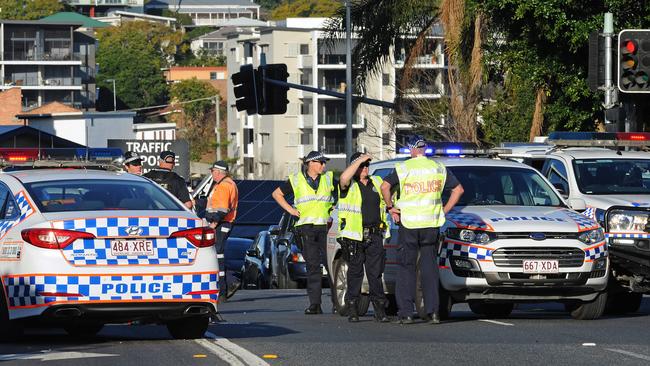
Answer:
[
  {"left": 395, "top": 156, "right": 446, "bottom": 228},
  {"left": 289, "top": 171, "right": 334, "bottom": 226},
  {"left": 337, "top": 175, "right": 390, "bottom": 241}
]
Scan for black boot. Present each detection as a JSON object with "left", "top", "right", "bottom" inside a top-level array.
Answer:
[
  {"left": 347, "top": 299, "right": 359, "bottom": 322},
  {"left": 373, "top": 300, "right": 390, "bottom": 323},
  {"left": 304, "top": 304, "right": 323, "bottom": 315}
]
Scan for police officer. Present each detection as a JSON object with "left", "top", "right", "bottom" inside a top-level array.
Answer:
[
  {"left": 205, "top": 161, "right": 239, "bottom": 301},
  {"left": 122, "top": 151, "right": 143, "bottom": 175},
  {"left": 338, "top": 152, "right": 390, "bottom": 323},
  {"left": 380, "top": 136, "right": 464, "bottom": 324},
  {"left": 144, "top": 150, "right": 193, "bottom": 209},
  {"left": 272, "top": 151, "right": 335, "bottom": 315}
]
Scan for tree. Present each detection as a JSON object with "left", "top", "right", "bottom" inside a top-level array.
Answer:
[
  {"left": 95, "top": 22, "right": 174, "bottom": 109},
  {"left": 271, "top": 0, "right": 341, "bottom": 20},
  {"left": 0, "top": 0, "right": 64, "bottom": 20},
  {"left": 169, "top": 79, "right": 221, "bottom": 160}
]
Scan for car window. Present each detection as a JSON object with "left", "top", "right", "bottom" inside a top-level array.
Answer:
[
  {"left": 545, "top": 159, "right": 569, "bottom": 194},
  {"left": 24, "top": 179, "right": 185, "bottom": 212},
  {"left": 573, "top": 158, "right": 650, "bottom": 195},
  {"left": 446, "top": 166, "right": 563, "bottom": 207},
  {"left": 371, "top": 168, "right": 393, "bottom": 178}
]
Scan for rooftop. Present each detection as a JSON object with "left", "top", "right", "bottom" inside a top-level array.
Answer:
[{"left": 40, "top": 12, "right": 109, "bottom": 28}]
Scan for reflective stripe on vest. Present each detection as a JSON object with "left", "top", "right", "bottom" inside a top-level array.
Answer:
[
  {"left": 289, "top": 171, "right": 334, "bottom": 226},
  {"left": 337, "top": 175, "right": 390, "bottom": 241},
  {"left": 395, "top": 156, "right": 446, "bottom": 229}
]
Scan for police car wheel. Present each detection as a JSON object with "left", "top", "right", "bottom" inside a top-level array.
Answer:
[
  {"left": 332, "top": 258, "right": 370, "bottom": 317},
  {"left": 605, "top": 291, "right": 643, "bottom": 315},
  {"left": 0, "top": 290, "right": 23, "bottom": 342},
  {"left": 570, "top": 291, "right": 607, "bottom": 320},
  {"left": 468, "top": 301, "right": 514, "bottom": 318},
  {"left": 167, "top": 316, "right": 209, "bottom": 339},
  {"left": 64, "top": 323, "right": 104, "bottom": 338}
]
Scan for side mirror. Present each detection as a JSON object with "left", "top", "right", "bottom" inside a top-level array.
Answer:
[
  {"left": 246, "top": 248, "right": 259, "bottom": 257},
  {"left": 269, "top": 225, "right": 281, "bottom": 236},
  {"left": 568, "top": 198, "right": 587, "bottom": 211}
]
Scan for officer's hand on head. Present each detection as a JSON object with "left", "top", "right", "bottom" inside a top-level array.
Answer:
[
  {"left": 288, "top": 207, "right": 301, "bottom": 217},
  {"left": 359, "top": 154, "right": 372, "bottom": 163}
]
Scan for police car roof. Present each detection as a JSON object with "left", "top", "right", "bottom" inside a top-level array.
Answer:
[
  {"left": 511, "top": 147, "right": 650, "bottom": 160},
  {"left": 371, "top": 156, "right": 533, "bottom": 170},
  {"left": 5, "top": 169, "right": 144, "bottom": 184}
]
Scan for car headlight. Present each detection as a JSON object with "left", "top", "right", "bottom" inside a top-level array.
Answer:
[
  {"left": 578, "top": 228, "right": 605, "bottom": 244},
  {"left": 608, "top": 209, "right": 650, "bottom": 232},
  {"left": 446, "top": 228, "right": 495, "bottom": 244}
]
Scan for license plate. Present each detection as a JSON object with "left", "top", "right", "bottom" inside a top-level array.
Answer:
[
  {"left": 110, "top": 239, "right": 154, "bottom": 256},
  {"left": 523, "top": 259, "right": 559, "bottom": 273}
]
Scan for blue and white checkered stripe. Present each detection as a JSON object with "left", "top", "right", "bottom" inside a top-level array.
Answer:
[
  {"left": 51, "top": 217, "right": 200, "bottom": 237},
  {"left": 61, "top": 238, "right": 197, "bottom": 266},
  {"left": 438, "top": 241, "right": 493, "bottom": 266},
  {"left": 0, "top": 191, "right": 35, "bottom": 239},
  {"left": 584, "top": 243, "right": 607, "bottom": 261},
  {"left": 446, "top": 211, "right": 493, "bottom": 230},
  {"left": 582, "top": 207, "right": 596, "bottom": 220},
  {"left": 564, "top": 210, "right": 599, "bottom": 231},
  {"left": 606, "top": 233, "right": 650, "bottom": 239},
  {"left": 3, "top": 273, "right": 218, "bottom": 308}
]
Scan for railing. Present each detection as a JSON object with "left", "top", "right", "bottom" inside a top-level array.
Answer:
[
  {"left": 394, "top": 54, "right": 442, "bottom": 66},
  {"left": 318, "top": 54, "right": 346, "bottom": 65},
  {"left": 4, "top": 77, "right": 81, "bottom": 87},
  {"left": 322, "top": 143, "right": 346, "bottom": 154},
  {"left": 3, "top": 51, "right": 81, "bottom": 62}
]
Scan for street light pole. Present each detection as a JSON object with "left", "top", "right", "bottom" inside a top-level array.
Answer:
[
  {"left": 105, "top": 79, "right": 116, "bottom": 111},
  {"left": 345, "top": 0, "right": 353, "bottom": 162},
  {"left": 215, "top": 95, "right": 221, "bottom": 160}
]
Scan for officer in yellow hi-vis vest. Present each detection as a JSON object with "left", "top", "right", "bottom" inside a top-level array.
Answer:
[
  {"left": 338, "top": 152, "right": 390, "bottom": 323},
  {"left": 380, "top": 136, "right": 464, "bottom": 325},
  {"left": 272, "top": 151, "right": 335, "bottom": 315}
]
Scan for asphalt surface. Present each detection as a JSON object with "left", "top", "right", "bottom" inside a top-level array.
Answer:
[{"left": 1, "top": 291, "right": 649, "bottom": 365}]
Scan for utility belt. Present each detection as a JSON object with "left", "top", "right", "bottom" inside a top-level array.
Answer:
[{"left": 337, "top": 222, "right": 386, "bottom": 261}]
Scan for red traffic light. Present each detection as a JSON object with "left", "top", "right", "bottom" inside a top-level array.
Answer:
[{"left": 622, "top": 39, "right": 638, "bottom": 54}]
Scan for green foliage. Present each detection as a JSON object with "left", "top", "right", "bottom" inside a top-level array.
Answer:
[
  {"left": 271, "top": 0, "right": 341, "bottom": 20},
  {"left": 170, "top": 79, "right": 220, "bottom": 160},
  {"left": 180, "top": 51, "right": 226, "bottom": 67},
  {"left": 96, "top": 22, "right": 174, "bottom": 109},
  {"left": 0, "top": 0, "right": 64, "bottom": 20},
  {"left": 162, "top": 9, "right": 193, "bottom": 26},
  {"left": 185, "top": 26, "right": 215, "bottom": 40},
  {"left": 257, "top": 0, "right": 283, "bottom": 12}
]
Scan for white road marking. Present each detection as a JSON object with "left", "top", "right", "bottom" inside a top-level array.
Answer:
[
  {"left": 197, "top": 331, "right": 270, "bottom": 366},
  {"left": 605, "top": 348, "right": 650, "bottom": 361},
  {"left": 478, "top": 319, "right": 514, "bottom": 326},
  {"left": 0, "top": 351, "right": 118, "bottom": 362},
  {"left": 582, "top": 343, "right": 597, "bottom": 346}
]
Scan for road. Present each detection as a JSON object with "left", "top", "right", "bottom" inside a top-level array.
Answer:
[{"left": 1, "top": 291, "right": 649, "bottom": 365}]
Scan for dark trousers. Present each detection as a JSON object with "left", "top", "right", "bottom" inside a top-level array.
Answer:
[
  {"left": 396, "top": 226, "right": 440, "bottom": 318},
  {"left": 345, "top": 232, "right": 387, "bottom": 304},
  {"left": 298, "top": 225, "right": 332, "bottom": 306},
  {"left": 215, "top": 222, "right": 233, "bottom": 298}
]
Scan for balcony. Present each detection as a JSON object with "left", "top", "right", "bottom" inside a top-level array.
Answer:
[
  {"left": 2, "top": 51, "right": 82, "bottom": 64},
  {"left": 298, "top": 114, "right": 313, "bottom": 129},
  {"left": 64, "top": 0, "right": 136, "bottom": 5},
  {"left": 297, "top": 55, "right": 313, "bottom": 69},
  {"left": 2, "top": 76, "right": 82, "bottom": 90},
  {"left": 394, "top": 54, "right": 444, "bottom": 68},
  {"left": 318, "top": 115, "right": 365, "bottom": 129},
  {"left": 317, "top": 54, "right": 346, "bottom": 68}
]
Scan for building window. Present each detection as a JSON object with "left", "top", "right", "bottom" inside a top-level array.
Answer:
[
  {"left": 210, "top": 72, "right": 217, "bottom": 80},
  {"left": 382, "top": 73, "right": 390, "bottom": 86},
  {"left": 382, "top": 133, "right": 391, "bottom": 146},
  {"left": 300, "top": 44, "right": 309, "bottom": 55},
  {"left": 301, "top": 131, "right": 312, "bottom": 145},
  {"left": 286, "top": 43, "right": 298, "bottom": 57}
]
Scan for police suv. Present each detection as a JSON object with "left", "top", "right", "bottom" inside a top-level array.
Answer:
[
  {"left": 327, "top": 147, "right": 609, "bottom": 320},
  {"left": 501, "top": 132, "right": 650, "bottom": 314},
  {"left": 0, "top": 148, "right": 219, "bottom": 341}
]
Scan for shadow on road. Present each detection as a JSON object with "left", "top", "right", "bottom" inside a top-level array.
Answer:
[{"left": 208, "top": 321, "right": 298, "bottom": 339}]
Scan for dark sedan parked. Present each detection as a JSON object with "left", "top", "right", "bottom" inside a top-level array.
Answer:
[{"left": 242, "top": 213, "right": 313, "bottom": 289}]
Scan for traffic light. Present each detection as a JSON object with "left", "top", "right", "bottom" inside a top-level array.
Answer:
[
  {"left": 618, "top": 30, "right": 650, "bottom": 93},
  {"left": 259, "top": 63, "right": 290, "bottom": 115},
  {"left": 231, "top": 64, "right": 261, "bottom": 114}
]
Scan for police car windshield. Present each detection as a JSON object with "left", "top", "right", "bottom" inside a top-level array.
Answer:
[
  {"left": 447, "top": 166, "right": 564, "bottom": 207},
  {"left": 24, "top": 179, "right": 185, "bottom": 212},
  {"left": 573, "top": 159, "right": 650, "bottom": 195}
]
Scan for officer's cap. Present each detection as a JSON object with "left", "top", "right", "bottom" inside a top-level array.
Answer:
[
  {"left": 350, "top": 152, "right": 371, "bottom": 165},
  {"left": 407, "top": 135, "right": 427, "bottom": 149},
  {"left": 159, "top": 150, "right": 176, "bottom": 163},
  {"left": 123, "top": 151, "right": 143, "bottom": 165},
  {"left": 303, "top": 151, "right": 330, "bottom": 163}
]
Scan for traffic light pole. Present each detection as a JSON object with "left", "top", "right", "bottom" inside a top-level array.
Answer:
[
  {"left": 603, "top": 13, "right": 617, "bottom": 126},
  {"left": 345, "top": 0, "right": 353, "bottom": 162},
  {"left": 263, "top": 77, "right": 395, "bottom": 109}
]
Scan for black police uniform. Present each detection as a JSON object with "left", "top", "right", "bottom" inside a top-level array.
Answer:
[
  {"left": 339, "top": 177, "right": 388, "bottom": 320},
  {"left": 383, "top": 169, "right": 460, "bottom": 319},
  {"left": 144, "top": 168, "right": 191, "bottom": 204},
  {"left": 279, "top": 173, "right": 337, "bottom": 308}
]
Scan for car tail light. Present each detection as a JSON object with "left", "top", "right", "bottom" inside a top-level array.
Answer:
[
  {"left": 170, "top": 227, "right": 215, "bottom": 247},
  {"left": 21, "top": 228, "right": 95, "bottom": 249}
]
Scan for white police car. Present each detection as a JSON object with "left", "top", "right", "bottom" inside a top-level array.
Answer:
[
  {"left": 501, "top": 132, "right": 650, "bottom": 313},
  {"left": 0, "top": 148, "right": 219, "bottom": 340},
  {"left": 327, "top": 147, "right": 609, "bottom": 320}
]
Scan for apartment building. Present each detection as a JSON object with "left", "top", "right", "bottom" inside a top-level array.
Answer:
[
  {"left": 0, "top": 20, "right": 97, "bottom": 111},
  {"left": 145, "top": 0, "right": 260, "bottom": 27},
  {"left": 226, "top": 18, "right": 446, "bottom": 180},
  {"left": 62, "top": 0, "right": 146, "bottom": 17}
]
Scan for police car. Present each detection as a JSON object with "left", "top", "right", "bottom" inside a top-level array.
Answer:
[
  {"left": 327, "top": 147, "right": 609, "bottom": 320},
  {"left": 501, "top": 132, "right": 650, "bottom": 314},
  {"left": 0, "top": 148, "right": 219, "bottom": 340}
]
